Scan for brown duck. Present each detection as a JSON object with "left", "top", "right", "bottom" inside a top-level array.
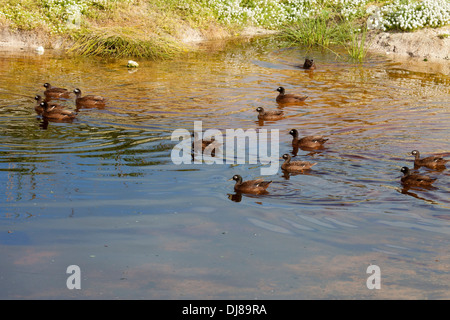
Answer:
[
  {"left": 229, "top": 175, "right": 272, "bottom": 194},
  {"left": 289, "top": 129, "right": 328, "bottom": 149},
  {"left": 35, "top": 95, "right": 65, "bottom": 115},
  {"left": 74, "top": 88, "right": 106, "bottom": 108},
  {"left": 281, "top": 154, "right": 317, "bottom": 172},
  {"left": 411, "top": 150, "right": 448, "bottom": 169},
  {"left": 400, "top": 167, "right": 436, "bottom": 187},
  {"left": 40, "top": 101, "right": 77, "bottom": 121},
  {"left": 300, "top": 58, "right": 316, "bottom": 70},
  {"left": 276, "top": 87, "right": 308, "bottom": 104},
  {"left": 191, "top": 133, "right": 216, "bottom": 153},
  {"left": 34, "top": 95, "right": 44, "bottom": 115},
  {"left": 43, "top": 83, "right": 70, "bottom": 99},
  {"left": 256, "top": 107, "right": 284, "bottom": 121}
]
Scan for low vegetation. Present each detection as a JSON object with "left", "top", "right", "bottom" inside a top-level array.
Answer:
[{"left": 0, "top": 0, "right": 449, "bottom": 60}]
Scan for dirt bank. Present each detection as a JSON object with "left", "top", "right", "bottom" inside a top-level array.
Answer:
[
  {"left": 0, "top": 28, "right": 67, "bottom": 51},
  {"left": 1, "top": 25, "right": 449, "bottom": 75},
  {"left": 366, "top": 26, "right": 450, "bottom": 75}
]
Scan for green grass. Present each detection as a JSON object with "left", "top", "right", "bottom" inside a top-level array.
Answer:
[
  {"left": 3, "top": 0, "right": 444, "bottom": 61},
  {"left": 345, "top": 26, "right": 370, "bottom": 62},
  {"left": 279, "top": 9, "right": 370, "bottom": 61},
  {"left": 68, "top": 28, "right": 184, "bottom": 59},
  {"left": 280, "top": 10, "right": 349, "bottom": 48}
]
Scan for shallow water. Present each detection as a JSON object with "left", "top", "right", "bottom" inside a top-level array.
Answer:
[{"left": 1, "top": 37, "right": 449, "bottom": 299}]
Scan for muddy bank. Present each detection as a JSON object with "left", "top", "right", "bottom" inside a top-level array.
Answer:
[{"left": 366, "top": 26, "right": 450, "bottom": 75}]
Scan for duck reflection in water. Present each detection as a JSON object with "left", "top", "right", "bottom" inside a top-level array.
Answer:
[
  {"left": 400, "top": 185, "right": 438, "bottom": 203},
  {"left": 227, "top": 193, "right": 243, "bottom": 202},
  {"left": 227, "top": 192, "right": 269, "bottom": 203},
  {"left": 291, "top": 146, "right": 324, "bottom": 158}
]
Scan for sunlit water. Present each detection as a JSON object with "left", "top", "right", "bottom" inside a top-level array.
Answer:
[{"left": 1, "top": 37, "right": 449, "bottom": 299}]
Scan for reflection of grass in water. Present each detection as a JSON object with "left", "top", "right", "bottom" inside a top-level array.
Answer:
[{"left": 69, "top": 28, "right": 184, "bottom": 59}]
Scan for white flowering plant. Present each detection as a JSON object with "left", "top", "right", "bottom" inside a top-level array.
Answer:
[
  {"left": 207, "top": 0, "right": 450, "bottom": 31},
  {"left": 367, "top": 0, "right": 450, "bottom": 31}
]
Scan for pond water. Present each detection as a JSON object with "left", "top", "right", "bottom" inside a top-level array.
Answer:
[{"left": 0, "top": 37, "right": 449, "bottom": 299}]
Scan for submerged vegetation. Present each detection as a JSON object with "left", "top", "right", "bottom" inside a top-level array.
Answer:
[{"left": 0, "top": 0, "right": 449, "bottom": 60}]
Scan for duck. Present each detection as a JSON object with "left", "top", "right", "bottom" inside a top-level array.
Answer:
[
  {"left": 34, "top": 95, "right": 65, "bottom": 115},
  {"left": 256, "top": 107, "right": 284, "bottom": 121},
  {"left": 276, "top": 86, "right": 308, "bottom": 104},
  {"left": 34, "top": 95, "right": 44, "bottom": 115},
  {"left": 191, "top": 133, "right": 216, "bottom": 153},
  {"left": 411, "top": 150, "right": 448, "bottom": 169},
  {"left": 300, "top": 58, "right": 316, "bottom": 70},
  {"left": 43, "top": 83, "right": 70, "bottom": 99},
  {"left": 289, "top": 129, "right": 328, "bottom": 149},
  {"left": 229, "top": 175, "right": 272, "bottom": 194},
  {"left": 400, "top": 166, "right": 436, "bottom": 187},
  {"left": 73, "top": 88, "right": 106, "bottom": 108},
  {"left": 281, "top": 154, "right": 317, "bottom": 172},
  {"left": 40, "top": 101, "right": 77, "bottom": 121}
]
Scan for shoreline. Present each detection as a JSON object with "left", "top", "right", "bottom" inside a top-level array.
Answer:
[
  {"left": 366, "top": 26, "right": 450, "bottom": 75},
  {"left": 1, "top": 26, "right": 449, "bottom": 75}
]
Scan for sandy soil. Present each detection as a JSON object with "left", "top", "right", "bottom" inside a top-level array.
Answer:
[{"left": 366, "top": 26, "right": 450, "bottom": 75}]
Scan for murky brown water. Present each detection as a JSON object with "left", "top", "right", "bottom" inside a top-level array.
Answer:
[{"left": 1, "top": 37, "right": 449, "bottom": 299}]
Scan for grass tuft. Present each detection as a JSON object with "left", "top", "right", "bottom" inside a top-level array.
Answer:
[
  {"left": 345, "top": 26, "right": 370, "bottom": 62},
  {"left": 68, "top": 28, "right": 184, "bottom": 59}
]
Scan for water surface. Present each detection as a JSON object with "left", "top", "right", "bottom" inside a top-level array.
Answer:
[{"left": 1, "top": 37, "right": 449, "bottom": 299}]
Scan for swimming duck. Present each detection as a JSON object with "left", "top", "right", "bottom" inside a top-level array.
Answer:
[
  {"left": 411, "top": 150, "right": 448, "bottom": 169},
  {"left": 73, "top": 88, "right": 106, "bottom": 108},
  {"left": 300, "top": 58, "right": 316, "bottom": 70},
  {"left": 256, "top": 107, "right": 284, "bottom": 121},
  {"left": 229, "top": 175, "right": 272, "bottom": 194},
  {"left": 289, "top": 129, "right": 328, "bottom": 149},
  {"left": 34, "top": 95, "right": 44, "bottom": 115},
  {"left": 43, "top": 83, "right": 70, "bottom": 99},
  {"left": 276, "top": 87, "right": 308, "bottom": 104},
  {"left": 191, "top": 133, "right": 215, "bottom": 153},
  {"left": 400, "top": 167, "right": 436, "bottom": 187},
  {"left": 281, "top": 154, "right": 317, "bottom": 172},
  {"left": 34, "top": 95, "right": 65, "bottom": 115},
  {"left": 40, "top": 101, "right": 77, "bottom": 121}
]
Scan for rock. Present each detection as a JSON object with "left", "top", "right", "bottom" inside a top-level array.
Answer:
[
  {"left": 127, "top": 60, "right": 139, "bottom": 68},
  {"left": 35, "top": 46, "right": 44, "bottom": 54}
]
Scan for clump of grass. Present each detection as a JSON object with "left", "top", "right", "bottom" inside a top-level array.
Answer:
[
  {"left": 346, "top": 26, "right": 369, "bottom": 61},
  {"left": 280, "top": 10, "right": 348, "bottom": 47},
  {"left": 68, "top": 28, "right": 185, "bottom": 59}
]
